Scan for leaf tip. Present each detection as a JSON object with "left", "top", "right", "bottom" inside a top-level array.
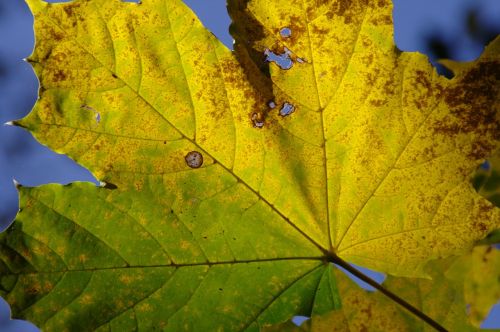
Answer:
[
  {"left": 6, "top": 120, "right": 27, "bottom": 129},
  {"left": 12, "top": 179, "right": 22, "bottom": 189}
]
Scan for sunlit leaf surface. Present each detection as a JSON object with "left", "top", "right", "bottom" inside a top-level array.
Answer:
[{"left": 0, "top": 0, "right": 499, "bottom": 330}]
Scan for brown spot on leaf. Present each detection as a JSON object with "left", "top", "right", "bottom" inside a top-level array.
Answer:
[
  {"left": 370, "top": 99, "right": 386, "bottom": 107},
  {"left": 361, "top": 305, "right": 373, "bottom": 318},
  {"left": 62, "top": 3, "right": 80, "bottom": 17},
  {"left": 331, "top": 0, "right": 352, "bottom": 18},
  {"left": 433, "top": 61, "right": 500, "bottom": 159},
  {"left": 415, "top": 70, "right": 433, "bottom": 98},
  {"left": 476, "top": 222, "right": 488, "bottom": 232},
  {"left": 311, "top": 25, "right": 329, "bottom": 36},
  {"left": 26, "top": 286, "right": 40, "bottom": 295},
  {"left": 185, "top": 151, "right": 203, "bottom": 168},
  {"left": 378, "top": 0, "right": 385, "bottom": 7},
  {"left": 380, "top": 14, "right": 392, "bottom": 25},
  {"left": 53, "top": 70, "right": 67, "bottom": 82},
  {"left": 53, "top": 32, "right": 64, "bottom": 41}
]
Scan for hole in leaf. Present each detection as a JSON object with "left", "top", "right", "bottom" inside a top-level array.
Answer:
[
  {"left": 182, "top": 0, "right": 233, "bottom": 49},
  {"left": 264, "top": 48, "right": 294, "bottom": 70},
  {"left": 292, "top": 316, "right": 310, "bottom": 326},
  {"left": 336, "top": 264, "right": 386, "bottom": 292},
  {"left": 251, "top": 113, "right": 264, "bottom": 128},
  {"left": 280, "top": 27, "right": 292, "bottom": 38},
  {"left": 279, "top": 102, "right": 295, "bottom": 117},
  {"left": 480, "top": 160, "right": 491, "bottom": 171},
  {"left": 481, "top": 302, "right": 500, "bottom": 328}
]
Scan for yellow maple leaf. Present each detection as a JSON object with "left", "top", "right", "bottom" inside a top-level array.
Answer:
[{"left": 0, "top": 0, "right": 499, "bottom": 330}]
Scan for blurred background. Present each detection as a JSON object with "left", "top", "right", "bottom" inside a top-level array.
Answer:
[{"left": 0, "top": 0, "right": 499, "bottom": 330}]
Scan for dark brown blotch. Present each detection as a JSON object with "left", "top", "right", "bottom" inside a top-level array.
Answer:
[
  {"left": 435, "top": 61, "right": 500, "bottom": 159},
  {"left": 52, "top": 70, "right": 67, "bottom": 82}
]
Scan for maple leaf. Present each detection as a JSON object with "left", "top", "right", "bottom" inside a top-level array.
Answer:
[{"left": 1, "top": 0, "right": 499, "bottom": 330}]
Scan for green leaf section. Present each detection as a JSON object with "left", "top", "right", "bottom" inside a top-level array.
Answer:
[{"left": 1, "top": 184, "right": 330, "bottom": 331}]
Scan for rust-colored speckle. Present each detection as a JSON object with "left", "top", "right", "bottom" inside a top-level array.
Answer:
[
  {"left": 361, "top": 305, "right": 373, "bottom": 318},
  {"left": 311, "top": 25, "right": 329, "bottom": 36},
  {"left": 332, "top": 0, "right": 352, "bottom": 18},
  {"left": 53, "top": 70, "right": 67, "bottom": 82},
  {"left": 476, "top": 222, "right": 488, "bottom": 232},
  {"left": 380, "top": 14, "right": 392, "bottom": 25},
  {"left": 62, "top": 3, "right": 80, "bottom": 17},
  {"left": 383, "top": 78, "right": 396, "bottom": 95},
  {"left": 434, "top": 62, "right": 499, "bottom": 159},
  {"left": 370, "top": 99, "right": 386, "bottom": 107},
  {"left": 415, "top": 70, "right": 433, "bottom": 98},
  {"left": 53, "top": 32, "right": 64, "bottom": 41},
  {"left": 26, "top": 286, "right": 40, "bottom": 295}
]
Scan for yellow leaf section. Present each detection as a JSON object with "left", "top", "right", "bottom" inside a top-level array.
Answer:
[
  {"left": 23, "top": 0, "right": 332, "bottom": 248},
  {"left": 447, "top": 246, "right": 500, "bottom": 327},
  {"left": 232, "top": 0, "right": 500, "bottom": 276},
  {"left": 265, "top": 263, "right": 475, "bottom": 331}
]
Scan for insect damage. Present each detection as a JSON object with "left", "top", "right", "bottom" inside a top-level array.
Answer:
[
  {"left": 280, "top": 27, "right": 292, "bottom": 38},
  {"left": 279, "top": 102, "right": 295, "bottom": 117}
]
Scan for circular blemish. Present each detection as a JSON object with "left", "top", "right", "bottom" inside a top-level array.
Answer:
[
  {"left": 185, "top": 151, "right": 203, "bottom": 168},
  {"left": 280, "top": 27, "right": 292, "bottom": 38}
]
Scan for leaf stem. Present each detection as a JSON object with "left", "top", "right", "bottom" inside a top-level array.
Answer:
[{"left": 327, "top": 253, "right": 448, "bottom": 332}]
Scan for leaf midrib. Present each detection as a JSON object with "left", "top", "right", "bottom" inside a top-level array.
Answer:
[
  {"left": 300, "top": 0, "right": 333, "bottom": 252},
  {"left": 16, "top": 190, "right": 324, "bottom": 273},
  {"left": 36, "top": 2, "right": 328, "bottom": 254},
  {"left": 1, "top": 257, "right": 324, "bottom": 276}
]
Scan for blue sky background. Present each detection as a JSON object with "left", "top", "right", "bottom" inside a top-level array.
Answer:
[{"left": 0, "top": 0, "right": 499, "bottom": 330}]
